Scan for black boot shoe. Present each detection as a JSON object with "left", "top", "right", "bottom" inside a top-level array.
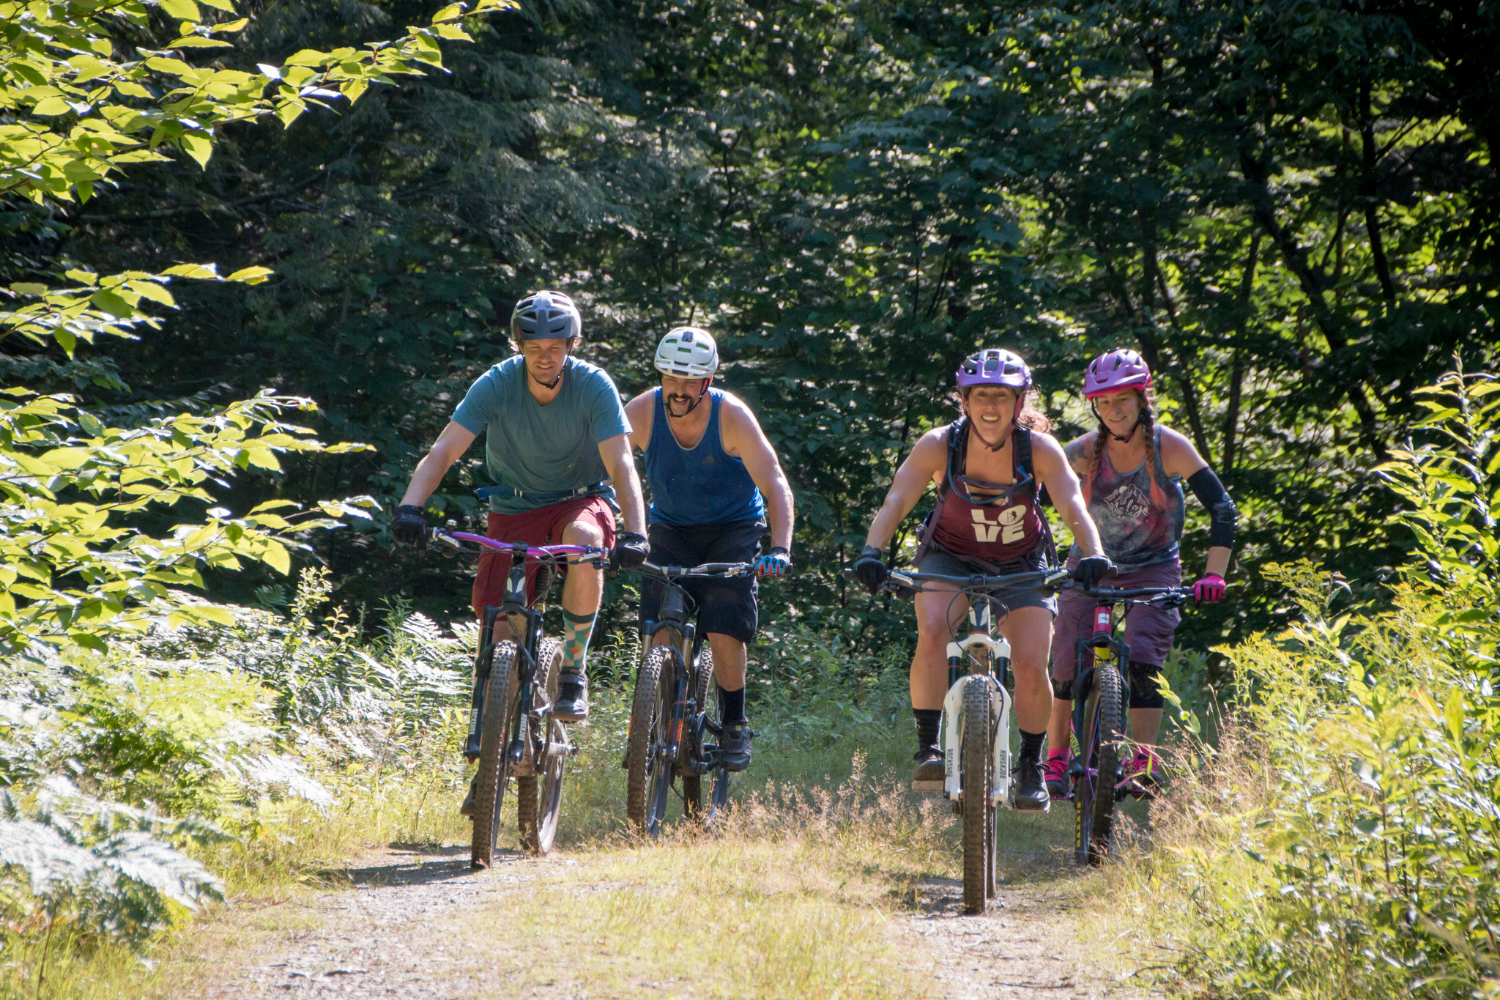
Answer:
[
  {"left": 912, "top": 745, "right": 944, "bottom": 787},
  {"left": 459, "top": 775, "right": 478, "bottom": 817},
  {"left": 720, "top": 721, "right": 753, "bottom": 772},
  {"left": 1013, "top": 756, "right": 1050, "bottom": 813},
  {"left": 554, "top": 672, "right": 589, "bottom": 722}
]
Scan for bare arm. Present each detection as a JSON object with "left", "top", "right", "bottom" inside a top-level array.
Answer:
[
  {"left": 599, "top": 433, "right": 647, "bottom": 536},
  {"left": 399, "top": 421, "right": 478, "bottom": 507},
  {"left": 720, "top": 399, "right": 795, "bottom": 551},
  {"left": 863, "top": 430, "right": 946, "bottom": 551},
  {"left": 623, "top": 391, "right": 654, "bottom": 453},
  {"left": 1159, "top": 428, "right": 1231, "bottom": 577},
  {"left": 1031, "top": 432, "right": 1105, "bottom": 559}
]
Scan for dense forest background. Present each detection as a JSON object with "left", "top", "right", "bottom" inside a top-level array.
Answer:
[{"left": 8, "top": 0, "right": 1497, "bottom": 660}]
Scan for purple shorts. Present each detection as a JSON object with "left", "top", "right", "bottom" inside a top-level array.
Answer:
[{"left": 1050, "top": 558, "right": 1181, "bottom": 685}]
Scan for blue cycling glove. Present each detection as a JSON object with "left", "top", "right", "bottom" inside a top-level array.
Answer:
[{"left": 756, "top": 546, "right": 791, "bottom": 578}]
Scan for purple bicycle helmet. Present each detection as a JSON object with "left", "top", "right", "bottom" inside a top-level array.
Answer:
[
  {"left": 955, "top": 348, "right": 1032, "bottom": 391},
  {"left": 1084, "top": 348, "right": 1153, "bottom": 399}
]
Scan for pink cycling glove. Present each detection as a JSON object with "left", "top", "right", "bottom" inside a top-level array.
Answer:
[{"left": 1193, "top": 573, "right": 1226, "bottom": 603}]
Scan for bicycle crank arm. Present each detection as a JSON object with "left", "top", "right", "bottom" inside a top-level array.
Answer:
[
  {"left": 528, "top": 698, "right": 554, "bottom": 719},
  {"left": 542, "top": 740, "right": 573, "bottom": 758}
]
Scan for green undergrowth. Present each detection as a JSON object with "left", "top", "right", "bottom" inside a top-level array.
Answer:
[{"left": 1091, "top": 372, "right": 1500, "bottom": 1000}]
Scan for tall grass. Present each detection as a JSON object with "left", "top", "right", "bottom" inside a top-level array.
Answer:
[{"left": 1092, "top": 371, "right": 1500, "bottom": 1000}]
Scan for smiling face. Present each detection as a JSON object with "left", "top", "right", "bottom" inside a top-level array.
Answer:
[
  {"left": 964, "top": 385, "right": 1020, "bottom": 437},
  {"left": 520, "top": 337, "right": 573, "bottom": 384},
  {"left": 1092, "top": 389, "right": 1144, "bottom": 438},
  {"left": 661, "top": 373, "right": 711, "bottom": 417}
]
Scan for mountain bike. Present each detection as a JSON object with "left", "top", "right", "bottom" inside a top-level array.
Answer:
[
  {"left": 1065, "top": 583, "right": 1193, "bottom": 866},
  {"left": 431, "top": 527, "right": 607, "bottom": 868},
  {"left": 624, "top": 560, "right": 753, "bottom": 837},
  {"left": 847, "top": 565, "right": 1069, "bottom": 915}
]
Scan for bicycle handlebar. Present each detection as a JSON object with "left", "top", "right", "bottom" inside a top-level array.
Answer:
[
  {"left": 1071, "top": 583, "right": 1195, "bottom": 605},
  {"left": 840, "top": 566, "right": 1071, "bottom": 595},
  {"left": 429, "top": 528, "right": 607, "bottom": 563},
  {"left": 637, "top": 560, "right": 755, "bottom": 580}
]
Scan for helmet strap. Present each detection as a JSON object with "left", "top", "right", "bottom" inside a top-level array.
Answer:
[
  {"left": 965, "top": 414, "right": 1010, "bottom": 452},
  {"left": 665, "top": 375, "right": 712, "bottom": 418},
  {"left": 526, "top": 341, "right": 571, "bottom": 391},
  {"left": 1090, "top": 399, "right": 1141, "bottom": 443}
]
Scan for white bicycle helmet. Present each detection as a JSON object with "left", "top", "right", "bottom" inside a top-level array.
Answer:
[
  {"left": 511, "top": 290, "right": 582, "bottom": 340},
  {"left": 653, "top": 326, "right": 719, "bottom": 378}
]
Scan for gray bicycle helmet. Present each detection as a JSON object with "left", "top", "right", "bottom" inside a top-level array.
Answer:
[
  {"left": 654, "top": 327, "right": 719, "bottom": 378},
  {"left": 511, "top": 290, "right": 582, "bottom": 341}
]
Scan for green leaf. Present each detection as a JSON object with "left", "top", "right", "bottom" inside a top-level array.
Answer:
[
  {"left": 180, "top": 133, "right": 213, "bottom": 169},
  {"left": 1445, "top": 689, "right": 1465, "bottom": 748},
  {"left": 158, "top": 0, "right": 202, "bottom": 20},
  {"left": 261, "top": 542, "right": 291, "bottom": 575},
  {"left": 226, "top": 266, "right": 273, "bottom": 284},
  {"left": 162, "top": 263, "right": 220, "bottom": 279},
  {"left": 10, "top": 283, "right": 49, "bottom": 296},
  {"left": 90, "top": 290, "right": 137, "bottom": 318},
  {"left": 31, "top": 97, "right": 73, "bottom": 117},
  {"left": 170, "top": 36, "right": 233, "bottom": 48},
  {"left": 283, "top": 49, "right": 329, "bottom": 67}
]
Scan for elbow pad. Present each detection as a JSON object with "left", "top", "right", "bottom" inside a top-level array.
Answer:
[{"left": 1186, "top": 467, "right": 1237, "bottom": 549}]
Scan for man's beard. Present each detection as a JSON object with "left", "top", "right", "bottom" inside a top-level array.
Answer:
[{"left": 665, "top": 394, "right": 696, "bottom": 417}]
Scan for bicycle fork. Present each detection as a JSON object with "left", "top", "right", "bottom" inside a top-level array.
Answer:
[
  {"left": 1070, "top": 604, "right": 1124, "bottom": 788},
  {"left": 940, "top": 629, "right": 1016, "bottom": 807}
]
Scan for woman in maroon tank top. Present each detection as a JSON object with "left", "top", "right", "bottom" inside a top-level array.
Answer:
[{"left": 852, "top": 349, "right": 1112, "bottom": 811}]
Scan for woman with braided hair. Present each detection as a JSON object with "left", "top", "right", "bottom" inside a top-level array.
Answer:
[{"left": 1045, "top": 349, "right": 1236, "bottom": 801}]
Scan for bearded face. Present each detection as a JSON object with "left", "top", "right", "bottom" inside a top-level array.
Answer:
[{"left": 661, "top": 374, "right": 710, "bottom": 417}]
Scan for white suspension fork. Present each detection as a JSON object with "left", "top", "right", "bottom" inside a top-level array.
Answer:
[{"left": 939, "top": 631, "right": 1015, "bottom": 806}]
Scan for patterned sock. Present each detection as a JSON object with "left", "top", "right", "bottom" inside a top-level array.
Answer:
[
  {"left": 561, "top": 609, "right": 597, "bottom": 677},
  {"left": 719, "top": 685, "right": 746, "bottom": 725}
]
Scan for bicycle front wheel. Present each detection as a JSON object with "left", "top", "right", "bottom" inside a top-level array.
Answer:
[
  {"left": 1075, "top": 663, "right": 1125, "bottom": 866},
  {"left": 471, "top": 641, "right": 521, "bottom": 869},
  {"left": 962, "top": 679, "right": 994, "bottom": 915},
  {"left": 518, "top": 638, "right": 565, "bottom": 855},
  {"left": 626, "top": 644, "right": 677, "bottom": 837},
  {"left": 683, "top": 643, "right": 715, "bottom": 820}
]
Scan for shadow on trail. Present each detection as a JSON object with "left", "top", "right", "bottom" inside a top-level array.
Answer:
[{"left": 319, "top": 845, "right": 530, "bottom": 888}]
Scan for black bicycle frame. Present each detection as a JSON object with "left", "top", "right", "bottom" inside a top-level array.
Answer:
[
  {"left": 464, "top": 541, "right": 548, "bottom": 762},
  {"left": 641, "top": 581, "right": 713, "bottom": 775}
]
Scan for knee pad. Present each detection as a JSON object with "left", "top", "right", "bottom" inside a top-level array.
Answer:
[
  {"left": 1128, "top": 660, "right": 1165, "bottom": 710},
  {"left": 1052, "top": 675, "right": 1074, "bottom": 701}
]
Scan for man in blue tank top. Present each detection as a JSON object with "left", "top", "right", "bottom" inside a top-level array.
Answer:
[{"left": 623, "top": 327, "right": 795, "bottom": 771}]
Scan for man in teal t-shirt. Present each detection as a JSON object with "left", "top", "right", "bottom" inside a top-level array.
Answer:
[{"left": 392, "top": 291, "right": 649, "bottom": 768}]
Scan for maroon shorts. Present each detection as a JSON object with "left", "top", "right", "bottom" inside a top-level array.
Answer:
[
  {"left": 1050, "top": 558, "right": 1181, "bottom": 684},
  {"left": 471, "top": 496, "right": 616, "bottom": 617}
]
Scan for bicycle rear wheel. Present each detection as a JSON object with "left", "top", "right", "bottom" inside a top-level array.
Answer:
[
  {"left": 683, "top": 644, "right": 714, "bottom": 819},
  {"left": 626, "top": 644, "right": 677, "bottom": 836},
  {"left": 518, "top": 638, "right": 565, "bottom": 855},
  {"left": 962, "top": 679, "right": 994, "bottom": 915},
  {"left": 1075, "top": 664, "right": 1125, "bottom": 866},
  {"left": 471, "top": 641, "right": 520, "bottom": 869}
]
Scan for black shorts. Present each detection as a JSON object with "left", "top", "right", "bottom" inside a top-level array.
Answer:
[{"left": 639, "top": 519, "right": 763, "bottom": 643}]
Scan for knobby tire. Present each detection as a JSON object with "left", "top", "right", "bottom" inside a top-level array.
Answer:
[
  {"left": 1076, "top": 664, "right": 1125, "bottom": 865},
  {"left": 626, "top": 645, "right": 677, "bottom": 836},
  {"left": 962, "top": 679, "right": 994, "bottom": 915},
  {"left": 517, "top": 638, "right": 565, "bottom": 855},
  {"left": 682, "top": 643, "right": 714, "bottom": 819},
  {"left": 471, "top": 641, "right": 520, "bottom": 869}
]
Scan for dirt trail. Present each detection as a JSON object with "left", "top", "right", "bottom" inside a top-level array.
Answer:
[{"left": 181, "top": 846, "right": 1154, "bottom": 1000}]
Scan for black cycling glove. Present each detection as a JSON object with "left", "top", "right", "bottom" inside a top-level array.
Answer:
[
  {"left": 853, "top": 545, "right": 888, "bottom": 594},
  {"left": 1072, "top": 555, "right": 1115, "bottom": 590},
  {"left": 611, "top": 531, "right": 649, "bottom": 571},
  {"left": 391, "top": 504, "right": 428, "bottom": 549}
]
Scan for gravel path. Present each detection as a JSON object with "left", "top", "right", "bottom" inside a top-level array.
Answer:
[{"left": 180, "top": 846, "right": 1152, "bottom": 999}]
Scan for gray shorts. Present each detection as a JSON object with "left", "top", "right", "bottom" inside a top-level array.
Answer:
[
  {"left": 1051, "top": 558, "right": 1181, "bottom": 683},
  {"left": 915, "top": 548, "right": 1059, "bottom": 618}
]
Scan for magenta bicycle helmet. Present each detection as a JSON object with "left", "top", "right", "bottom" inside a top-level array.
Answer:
[
  {"left": 1084, "top": 348, "right": 1153, "bottom": 398},
  {"left": 955, "top": 348, "right": 1031, "bottom": 391}
]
